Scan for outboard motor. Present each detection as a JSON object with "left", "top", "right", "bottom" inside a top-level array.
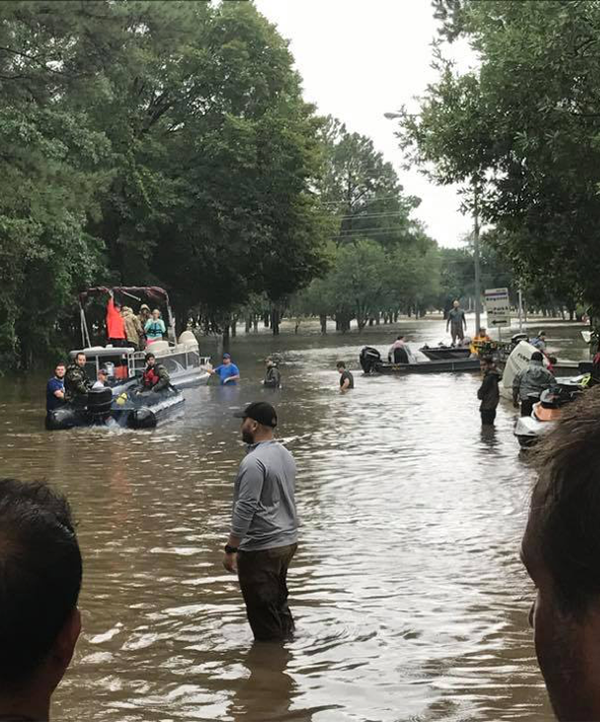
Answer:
[
  {"left": 130, "top": 408, "right": 157, "bottom": 429},
  {"left": 360, "top": 346, "right": 382, "bottom": 373},
  {"left": 87, "top": 387, "right": 113, "bottom": 424}
]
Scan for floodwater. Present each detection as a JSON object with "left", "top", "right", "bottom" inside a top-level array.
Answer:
[{"left": 0, "top": 315, "right": 589, "bottom": 722}]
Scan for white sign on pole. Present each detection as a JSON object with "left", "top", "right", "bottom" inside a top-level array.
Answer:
[{"left": 485, "top": 287, "right": 511, "bottom": 327}]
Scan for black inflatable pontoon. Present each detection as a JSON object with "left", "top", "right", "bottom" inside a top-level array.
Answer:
[
  {"left": 46, "top": 386, "right": 184, "bottom": 431},
  {"left": 359, "top": 346, "right": 481, "bottom": 375}
]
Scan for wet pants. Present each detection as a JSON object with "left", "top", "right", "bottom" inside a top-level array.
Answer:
[
  {"left": 520, "top": 399, "right": 535, "bottom": 418},
  {"left": 480, "top": 409, "right": 496, "bottom": 425},
  {"left": 451, "top": 326, "right": 464, "bottom": 345},
  {"left": 237, "top": 543, "right": 297, "bottom": 641}
]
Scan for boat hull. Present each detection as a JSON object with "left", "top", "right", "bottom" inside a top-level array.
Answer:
[{"left": 369, "top": 358, "right": 481, "bottom": 374}]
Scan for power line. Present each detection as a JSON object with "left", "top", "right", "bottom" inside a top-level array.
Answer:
[{"left": 318, "top": 194, "right": 405, "bottom": 206}]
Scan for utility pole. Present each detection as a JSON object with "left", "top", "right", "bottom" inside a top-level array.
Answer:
[{"left": 473, "top": 186, "right": 482, "bottom": 333}]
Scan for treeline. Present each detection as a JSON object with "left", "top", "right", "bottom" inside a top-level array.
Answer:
[
  {"left": 397, "top": 0, "right": 600, "bottom": 323},
  {"left": 1, "top": 0, "right": 333, "bottom": 368}
]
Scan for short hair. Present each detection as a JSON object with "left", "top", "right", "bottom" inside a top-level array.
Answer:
[
  {"left": 532, "top": 389, "right": 600, "bottom": 615},
  {"left": 396, "top": 335, "right": 404, "bottom": 340},
  {"left": 144, "top": 352, "right": 156, "bottom": 362},
  {"left": 75, "top": 352, "right": 86, "bottom": 361},
  {"left": 0, "top": 479, "right": 82, "bottom": 685},
  {"left": 55, "top": 362, "right": 66, "bottom": 369},
  {"left": 531, "top": 351, "right": 544, "bottom": 362},
  {"left": 336, "top": 361, "right": 346, "bottom": 369}
]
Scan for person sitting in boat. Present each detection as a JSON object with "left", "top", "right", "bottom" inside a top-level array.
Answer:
[
  {"left": 46, "top": 362, "right": 67, "bottom": 413},
  {"left": 144, "top": 309, "right": 166, "bottom": 345},
  {"left": 470, "top": 327, "right": 492, "bottom": 354},
  {"left": 64, "top": 352, "right": 92, "bottom": 402},
  {"left": 121, "top": 306, "right": 144, "bottom": 351},
  {"left": 106, "top": 292, "right": 128, "bottom": 348},
  {"left": 263, "top": 357, "right": 281, "bottom": 388},
  {"left": 139, "top": 353, "right": 171, "bottom": 394},
  {"left": 92, "top": 367, "right": 109, "bottom": 390},
  {"left": 388, "top": 336, "right": 413, "bottom": 364},
  {"left": 208, "top": 353, "right": 240, "bottom": 385}
]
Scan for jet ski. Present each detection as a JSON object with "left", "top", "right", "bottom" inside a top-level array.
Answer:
[
  {"left": 514, "top": 383, "right": 582, "bottom": 448},
  {"left": 45, "top": 386, "right": 184, "bottom": 431}
]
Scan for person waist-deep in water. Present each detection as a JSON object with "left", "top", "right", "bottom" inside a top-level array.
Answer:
[
  {"left": 512, "top": 351, "right": 555, "bottom": 417},
  {"left": 210, "top": 353, "right": 240, "bottom": 385},
  {"left": 223, "top": 402, "right": 298, "bottom": 641},
  {"left": 0, "top": 478, "right": 82, "bottom": 722},
  {"left": 477, "top": 356, "right": 501, "bottom": 425},
  {"left": 263, "top": 357, "right": 282, "bottom": 388},
  {"left": 337, "top": 361, "right": 354, "bottom": 392},
  {"left": 64, "top": 352, "right": 92, "bottom": 402}
]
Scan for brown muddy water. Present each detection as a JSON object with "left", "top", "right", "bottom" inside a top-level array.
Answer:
[{"left": 0, "top": 315, "right": 589, "bottom": 721}]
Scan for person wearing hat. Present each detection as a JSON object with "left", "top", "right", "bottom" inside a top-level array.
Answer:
[
  {"left": 223, "top": 401, "right": 298, "bottom": 641},
  {"left": 209, "top": 353, "right": 240, "bottom": 385},
  {"left": 263, "top": 357, "right": 281, "bottom": 389},
  {"left": 138, "top": 352, "right": 170, "bottom": 393},
  {"left": 92, "top": 367, "right": 109, "bottom": 390},
  {"left": 512, "top": 350, "right": 555, "bottom": 417}
]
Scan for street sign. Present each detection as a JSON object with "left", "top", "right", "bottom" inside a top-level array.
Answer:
[{"left": 485, "top": 287, "right": 511, "bottom": 327}]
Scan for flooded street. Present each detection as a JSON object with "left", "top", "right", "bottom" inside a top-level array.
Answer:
[{"left": 0, "top": 316, "right": 587, "bottom": 722}]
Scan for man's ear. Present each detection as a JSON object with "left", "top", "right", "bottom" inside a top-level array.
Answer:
[{"left": 53, "top": 608, "right": 81, "bottom": 673}]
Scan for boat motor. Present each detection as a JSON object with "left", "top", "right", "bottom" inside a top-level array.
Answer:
[
  {"left": 360, "top": 347, "right": 381, "bottom": 373},
  {"left": 87, "top": 387, "right": 113, "bottom": 423}
]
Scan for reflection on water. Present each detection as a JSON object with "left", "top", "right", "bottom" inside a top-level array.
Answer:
[{"left": 0, "top": 315, "right": 581, "bottom": 722}]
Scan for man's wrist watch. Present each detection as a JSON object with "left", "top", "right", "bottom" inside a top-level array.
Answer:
[{"left": 224, "top": 544, "right": 238, "bottom": 554}]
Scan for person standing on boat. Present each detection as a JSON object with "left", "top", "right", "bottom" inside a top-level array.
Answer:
[
  {"left": 139, "top": 353, "right": 171, "bottom": 393},
  {"left": 64, "top": 352, "right": 92, "bottom": 402},
  {"left": 223, "top": 401, "right": 298, "bottom": 641},
  {"left": 388, "top": 335, "right": 413, "bottom": 364},
  {"left": 446, "top": 300, "right": 467, "bottom": 346},
  {"left": 209, "top": 353, "right": 241, "bottom": 385},
  {"left": 106, "top": 292, "right": 128, "bottom": 348},
  {"left": 121, "top": 306, "right": 143, "bottom": 351},
  {"left": 263, "top": 357, "right": 281, "bottom": 388},
  {"left": 337, "top": 361, "right": 354, "bottom": 392},
  {"left": 477, "top": 356, "right": 501, "bottom": 425},
  {"left": 144, "top": 309, "right": 166, "bottom": 345},
  {"left": 46, "top": 362, "right": 67, "bottom": 413}
]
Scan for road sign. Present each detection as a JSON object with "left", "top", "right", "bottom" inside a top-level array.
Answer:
[{"left": 484, "top": 287, "right": 511, "bottom": 327}]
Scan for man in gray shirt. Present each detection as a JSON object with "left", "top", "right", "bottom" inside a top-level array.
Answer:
[{"left": 223, "top": 401, "right": 299, "bottom": 641}]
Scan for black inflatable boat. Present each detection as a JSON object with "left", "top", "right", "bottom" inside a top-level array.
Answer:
[
  {"left": 359, "top": 346, "right": 481, "bottom": 375},
  {"left": 46, "top": 386, "right": 184, "bottom": 431}
]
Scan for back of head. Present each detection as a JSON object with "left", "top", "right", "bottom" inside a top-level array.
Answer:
[
  {"left": 0, "top": 479, "right": 81, "bottom": 687},
  {"left": 531, "top": 351, "right": 544, "bottom": 363},
  {"left": 336, "top": 361, "right": 346, "bottom": 370}
]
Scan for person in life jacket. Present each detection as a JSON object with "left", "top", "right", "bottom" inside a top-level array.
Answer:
[
  {"left": 470, "top": 327, "right": 492, "bottom": 355},
  {"left": 139, "top": 353, "right": 170, "bottom": 393},
  {"left": 105, "top": 291, "right": 127, "bottom": 347}
]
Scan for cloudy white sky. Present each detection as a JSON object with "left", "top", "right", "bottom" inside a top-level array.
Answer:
[{"left": 254, "top": 0, "right": 474, "bottom": 248}]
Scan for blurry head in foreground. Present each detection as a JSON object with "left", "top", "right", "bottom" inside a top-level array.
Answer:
[
  {"left": 522, "top": 388, "right": 600, "bottom": 721},
  {"left": 0, "top": 479, "right": 82, "bottom": 720}
]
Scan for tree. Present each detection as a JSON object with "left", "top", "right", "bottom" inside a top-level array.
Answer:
[{"left": 398, "top": 0, "right": 600, "bottom": 314}]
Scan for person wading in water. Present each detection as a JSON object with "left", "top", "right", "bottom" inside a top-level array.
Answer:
[{"left": 223, "top": 402, "right": 299, "bottom": 641}]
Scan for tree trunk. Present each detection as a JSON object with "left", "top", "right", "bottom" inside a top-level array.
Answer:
[
  {"left": 245, "top": 315, "right": 252, "bottom": 333},
  {"left": 231, "top": 320, "right": 237, "bottom": 337},
  {"left": 263, "top": 312, "right": 270, "bottom": 328},
  {"left": 368, "top": 317, "right": 375, "bottom": 327},
  {"left": 253, "top": 315, "right": 259, "bottom": 332},
  {"left": 320, "top": 315, "right": 327, "bottom": 334},
  {"left": 271, "top": 308, "right": 280, "bottom": 335}
]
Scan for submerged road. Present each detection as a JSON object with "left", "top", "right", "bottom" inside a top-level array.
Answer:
[{"left": 0, "top": 316, "right": 588, "bottom": 721}]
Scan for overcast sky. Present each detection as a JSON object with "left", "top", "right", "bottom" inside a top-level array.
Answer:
[{"left": 254, "top": 0, "right": 474, "bottom": 248}]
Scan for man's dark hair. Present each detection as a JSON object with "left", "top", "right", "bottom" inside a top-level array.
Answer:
[
  {"left": 75, "top": 352, "right": 86, "bottom": 361},
  {"left": 531, "top": 352, "right": 544, "bottom": 362},
  {"left": 144, "top": 352, "right": 155, "bottom": 362},
  {"left": 533, "top": 389, "right": 600, "bottom": 615},
  {"left": 55, "top": 362, "right": 66, "bottom": 369},
  {"left": 336, "top": 361, "right": 346, "bottom": 369},
  {"left": 0, "top": 479, "right": 82, "bottom": 686},
  {"left": 396, "top": 335, "right": 404, "bottom": 340}
]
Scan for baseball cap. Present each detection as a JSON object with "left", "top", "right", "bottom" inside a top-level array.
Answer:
[
  {"left": 233, "top": 401, "right": 278, "bottom": 428},
  {"left": 223, "top": 352, "right": 231, "bottom": 359},
  {"left": 98, "top": 367, "right": 109, "bottom": 376}
]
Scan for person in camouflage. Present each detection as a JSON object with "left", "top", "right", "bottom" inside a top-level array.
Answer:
[
  {"left": 121, "top": 306, "right": 144, "bottom": 350},
  {"left": 64, "top": 352, "right": 92, "bottom": 402}
]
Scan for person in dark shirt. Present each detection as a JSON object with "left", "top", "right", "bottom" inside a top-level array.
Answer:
[
  {"left": 0, "top": 478, "right": 82, "bottom": 722},
  {"left": 477, "top": 356, "right": 501, "bottom": 425},
  {"left": 263, "top": 357, "right": 281, "bottom": 388},
  {"left": 64, "top": 352, "right": 92, "bottom": 402},
  {"left": 46, "top": 363, "right": 67, "bottom": 412},
  {"left": 336, "top": 361, "right": 354, "bottom": 393}
]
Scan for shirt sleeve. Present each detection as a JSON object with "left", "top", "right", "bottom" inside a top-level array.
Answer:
[
  {"left": 144, "top": 320, "right": 152, "bottom": 331},
  {"left": 231, "top": 364, "right": 240, "bottom": 375},
  {"left": 231, "top": 457, "right": 265, "bottom": 539}
]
